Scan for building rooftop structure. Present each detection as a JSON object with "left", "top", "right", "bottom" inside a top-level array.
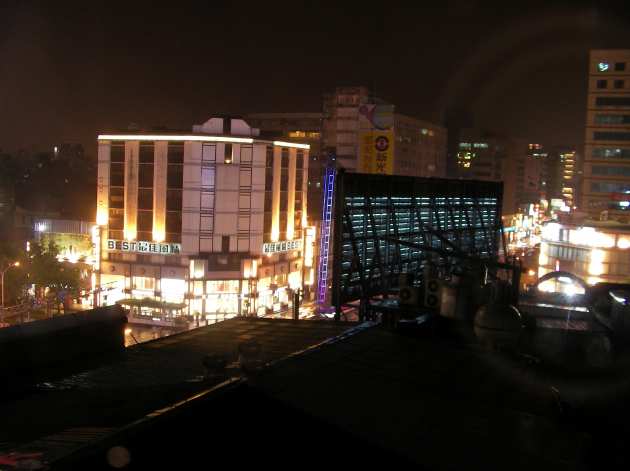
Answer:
[
  {"left": 15, "top": 317, "right": 630, "bottom": 470},
  {"left": 0, "top": 317, "right": 356, "bottom": 464}
]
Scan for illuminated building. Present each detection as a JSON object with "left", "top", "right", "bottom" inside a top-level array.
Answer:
[
  {"left": 95, "top": 117, "right": 313, "bottom": 322},
  {"left": 582, "top": 49, "right": 630, "bottom": 218},
  {"left": 456, "top": 140, "right": 500, "bottom": 178},
  {"left": 538, "top": 219, "right": 630, "bottom": 294},
  {"left": 545, "top": 147, "right": 580, "bottom": 211},
  {"left": 30, "top": 218, "right": 97, "bottom": 307},
  {"left": 332, "top": 172, "right": 503, "bottom": 310},
  {"left": 457, "top": 135, "right": 544, "bottom": 215},
  {"left": 559, "top": 149, "right": 578, "bottom": 208},
  {"left": 249, "top": 91, "right": 447, "bottom": 305},
  {"left": 322, "top": 87, "right": 447, "bottom": 178},
  {"left": 32, "top": 218, "right": 97, "bottom": 265}
]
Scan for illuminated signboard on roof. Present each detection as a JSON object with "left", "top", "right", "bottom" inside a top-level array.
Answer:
[
  {"left": 107, "top": 239, "right": 181, "bottom": 254},
  {"left": 263, "top": 240, "right": 302, "bottom": 254}
]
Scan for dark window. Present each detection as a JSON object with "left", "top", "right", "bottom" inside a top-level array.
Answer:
[
  {"left": 595, "top": 114, "right": 630, "bottom": 125},
  {"left": 296, "top": 169, "right": 303, "bottom": 189},
  {"left": 139, "top": 143, "right": 154, "bottom": 162},
  {"left": 108, "top": 230, "right": 123, "bottom": 240},
  {"left": 281, "top": 173, "right": 288, "bottom": 191},
  {"left": 592, "top": 166, "right": 630, "bottom": 177},
  {"left": 109, "top": 208, "right": 124, "bottom": 229},
  {"left": 614, "top": 80, "right": 625, "bottom": 89},
  {"left": 138, "top": 162, "right": 154, "bottom": 188},
  {"left": 222, "top": 235, "right": 230, "bottom": 252},
  {"left": 168, "top": 143, "right": 184, "bottom": 163},
  {"left": 266, "top": 146, "right": 274, "bottom": 167},
  {"left": 111, "top": 145, "right": 125, "bottom": 162},
  {"left": 138, "top": 188, "right": 153, "bottom": 209},
  {"left": 224, "top": 143, "right": 233, "bottom": 164},
  {"left": 167, "top": 164, "right": 183, "bottom": 188},
  {"left": 597, "top": 79, "right": 607, "bottom": 89},
  {"left": 593, "top": 131, "right": 630, "bottom": 141},
  {"left": 591, "top": 182, "right": 630, "bottom": 193},
  {"left": 264, "top": 191, "right": 272, "bottom": 209},
  {"left": 296, "top": 151, "right": 304, "bottom": 168},
  {"left": 265, "top": 169, "right": 273, "bottom": 190},
  {"left": 596, "top": 97, "right": 630, "bottom": 107},
  {"left": 110, "top": 162, "right": 124, "bottom": 187},
  {"left": 166, "top": 211, "right": 182, "bottom": 233},
  {"left": 281, "top": 148, "right": 289, "bottom": 168},
  {"left": 137, "top": 210, "right": 152, "bottom": 231},
  {"left": 592, "top": 148, "right": 630, "bottom": 159},
  {"left": 615, "top": 62, "right": 626, "bottom": 71},
  {"left": 109, "top": 187, "right": 124, "bottom": 209},
  {"left": 263, "top": 211, "right": 272, "bottom": 239},
  {"left": 280, "top": 192, "right": 288, "bottom": 211},
  {"left": 166, "top": 189, "right": 182, "bottom": 210}
]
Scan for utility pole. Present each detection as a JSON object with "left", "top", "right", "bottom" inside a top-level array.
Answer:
[{"left": 293, "top": 288, "right": 301, "bottom": 320}]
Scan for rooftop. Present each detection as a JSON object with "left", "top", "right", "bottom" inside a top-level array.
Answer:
[{"left": 0, "top": 317, "right": 356, "bottom": 462}]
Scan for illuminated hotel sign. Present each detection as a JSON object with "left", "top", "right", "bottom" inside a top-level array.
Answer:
[
  {"left": 107, "top": 239, "right": 182, "bottom": 254},
  {"left": 263, "top": 240, "right": 302, "bottom": 254}
]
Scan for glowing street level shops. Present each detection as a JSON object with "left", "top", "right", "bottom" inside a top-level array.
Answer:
[
  {"left": 538, "top": 220, "right": 630, "bottom": 295},
  {"left": 94, "top": 117, "right": 315, "bottom": 323}
]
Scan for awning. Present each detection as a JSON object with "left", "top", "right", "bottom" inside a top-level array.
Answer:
[{"left": 116, "top": 298, "right": 186, "bottom": 310}]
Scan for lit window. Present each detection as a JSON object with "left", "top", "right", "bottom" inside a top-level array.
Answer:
[{"left": 224, "top": 143, "right": 233, "bottom": 164}]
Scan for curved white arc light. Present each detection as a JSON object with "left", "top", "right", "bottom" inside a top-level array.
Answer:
[
  {"left": 273, "top": 141, "right": 310, "bottom": 150},
  {"left": 98, "top": 134, "right": 254, "bottom": 144}
]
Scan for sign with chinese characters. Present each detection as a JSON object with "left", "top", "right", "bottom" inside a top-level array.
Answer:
[
  {"left": 358, "top": 103, "right": 395, "bottom": 175},
  {"left": 262, "top": 239, "right": 302, "bottom": 254},
  {"left": 107, "top": 239, "right": 181, "bottom": 255},
  {"left": 358, "top": 130, "right": 395, "bottom": 174}
]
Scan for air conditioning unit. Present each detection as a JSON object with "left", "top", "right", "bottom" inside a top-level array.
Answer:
[
  {"left": 399, "top": 285, "right": 420, "bottom": 306},
  {"left": 424, "top": 278, "right": 441, "bottom": 310}
]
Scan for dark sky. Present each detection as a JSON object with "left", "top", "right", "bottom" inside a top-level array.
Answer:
[{"left": 1, "top": 1, "right": 630, "bottom": 157}]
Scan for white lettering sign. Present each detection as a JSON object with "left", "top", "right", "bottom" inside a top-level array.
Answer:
[
  {"left": 262, "top": 240, "right": 302, "bottom": 254},
  {"left": 107, "top": 239, "right": 182, "bottom": 255}
]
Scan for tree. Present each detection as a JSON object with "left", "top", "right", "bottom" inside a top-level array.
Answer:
[
  {"left": 0, "top": 239, "right": 27, "bottom": 306},
  {"left": 26, "top": 241, "right": 82, "bottom": 314}
]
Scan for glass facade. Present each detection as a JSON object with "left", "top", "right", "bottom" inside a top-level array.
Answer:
[
  {"left": 334, "top": 173, "right": 502, "bottom": 305},
  {"left": 591, "top": 148, "right": 630, "bottom": 160},
  {"left": 594, "top": 131, "right": 630, "bottom": 141},
  {"left": 592, "top": 166, "right": 630, "bottom": 177},
  {"left": 596, "top": 97, "right": 630, "bottom": 107},
  {"left": 591, "top": 182, "right": 630, "bottom": 193},
  {"left": 595, "top": 115, "right": 630, "bottom": 125}
]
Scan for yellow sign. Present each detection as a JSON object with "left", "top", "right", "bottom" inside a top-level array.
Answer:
[{"left": 359, "top": 130, "right": 395, "bottom": 174}]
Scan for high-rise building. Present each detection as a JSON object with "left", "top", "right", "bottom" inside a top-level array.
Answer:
[
  {"left": 456, "top": 133, "right": 544, "bottom": 215},
  {"left": 559, "top": 149, "right": 578, "bottom": 208},
  {"left": 322, "top": 87, "right": 447, "bottom": 178},
  {"left": 95, "top": 117, "right": 315, "bottom": 322},
  {"left": 250, "top": 88, "right": 447, "bottom": 306},
  {"left": 582, "top": 49, "right": 630, "bottom": 218}
]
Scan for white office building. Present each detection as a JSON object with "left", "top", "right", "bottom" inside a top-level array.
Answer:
[{"left": 95, "top": 117, "right": 314, "bottom": 323}]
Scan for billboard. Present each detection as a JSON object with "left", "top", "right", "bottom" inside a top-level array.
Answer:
[{"left": 358, "top": 104, "right": 395, "bottom": 175}]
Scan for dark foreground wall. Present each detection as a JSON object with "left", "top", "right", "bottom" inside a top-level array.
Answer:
[{"left": 0, "top": 305, "right": 127, "bottom": 382}]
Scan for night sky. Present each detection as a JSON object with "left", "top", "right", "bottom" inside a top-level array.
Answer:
[{"left": 1, "top": 1, "right": 630, "bottom": 157}]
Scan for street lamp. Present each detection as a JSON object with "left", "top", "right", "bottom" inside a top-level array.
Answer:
[{"left": 1, "top": 261, "right": 20, "bottom": 307}]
